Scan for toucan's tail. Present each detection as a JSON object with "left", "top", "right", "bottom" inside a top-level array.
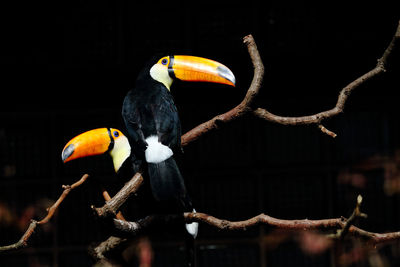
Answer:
[
  {"left": 148, "top": 157, "right": 198, "bottom": 266},
  {"left": 147, "top": 157, "right": 199, "bottom": 234},
  {"left": 185, "top": 230, "right": 196, "bottom": 267},
  {"left": 147, "top": 157, "right": 190, "bottom": 209}
]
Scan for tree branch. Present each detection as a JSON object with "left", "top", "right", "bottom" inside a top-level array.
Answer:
[
  {"left": 93, "top": 172, "right": 144, "bottom": 218},
  {"left": 181, "top": 34, "right": 264, "bottom": 147},
  {"left": 111, "top": 197, "right": 400, "bottom": 246},
  {"left": 89, "top": 236, "right": 128, "bottom": 261},
  {"left": 253, "top": 20, "right": 400, "bottom": 137},
  {"left": 336, "top": 195, "right": 368, "bottom": 239},
  {"left": 94, "top": 20, "right": 400, "bottom": 220},
  {"left": 92, "top": 23, "right": 400, "bottom": 260},
  {"left": 0, "top": 174, "right": 90, "bottom": 252},
  {"left": 93, "top": 34, "right": 263, "bottom": 218}
]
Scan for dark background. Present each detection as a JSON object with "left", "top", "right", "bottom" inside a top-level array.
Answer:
[{"left": 0, "top": 1, "right": 399, "bottom": 266}]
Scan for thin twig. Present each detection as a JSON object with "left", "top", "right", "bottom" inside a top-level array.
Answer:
[
  {"left": 0, "top": 174, "right": 90, "bottom": 252},
  {"left": 0, "top": 220, "right": 38, "bottom": 252},
  {"left": 337, "top": 195, "right": 368, "bottom": 239},
  {"left": 318, "top": 124, "right": 337, "bottom": 138}
]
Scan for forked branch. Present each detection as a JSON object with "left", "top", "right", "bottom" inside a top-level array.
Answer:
[{"left": 184, "top": 20, "right": 400, "bottom": 139}]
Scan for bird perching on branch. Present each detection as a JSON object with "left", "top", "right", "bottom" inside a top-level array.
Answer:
[
  {"left": 121, "top": 55, "right": 235, "bottom": 222},
  {"left": 61, "top": 55, "right": 235, "bottom": 241}
]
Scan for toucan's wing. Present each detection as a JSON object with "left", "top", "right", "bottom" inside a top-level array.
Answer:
[
  {"left": 151, "top": 87, "right": 182, "bottom": 150},
  {"left": 122, "top": 82, "right": 181, "bottom": 151},
  {"left": 122, "top": 90, "right": 148, "bottom": 161}
]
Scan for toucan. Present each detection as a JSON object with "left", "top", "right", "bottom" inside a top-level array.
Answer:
[
  {"left": 61, "top": 55, "right": 235, "bottom": 265},
  {"left": 121, "top": 55, "right": 235, "bottom": 229},
  {"left": 61, "top": 128, "right": 130, "bottom": 172}
]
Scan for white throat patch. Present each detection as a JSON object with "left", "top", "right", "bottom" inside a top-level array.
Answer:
[
  {"left": 109, "top": 135, "right": 131, "bottom": 172},
  {"left": 145, "top": 135, "right": 173, "bottom": 163},
  {"left": 149, "top": 63, "right": 173, "bottom": 90}
]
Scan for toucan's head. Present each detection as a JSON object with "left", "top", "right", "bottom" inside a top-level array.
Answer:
[
  {"left": 61, "top": 128, "right": 131, "bottom": 172},
  {"left": 149, "top": 55, "right": 236, "bottom": 90}
]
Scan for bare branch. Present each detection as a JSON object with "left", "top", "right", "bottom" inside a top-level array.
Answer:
[
  {"left": 181, "top": 34, "right": 264, "bottom": 147},
  {"left": 181, "top": 20, "right": 400, "bottom": 143},
  {"left": 90, "top": 191, "right": 128, "bottom": 262},
  {"left": 111, "top": 205, "right": 400, "bottom": 246},
  {"left": 93, "top": 172, "right": 144, "bottom": 218},
  {"left": 39, "top": 174, "right": 90, "bottom": 224},
  {"left": 102, "top": 190, "right": 126, "bottom": 221},
  {"left": 334, "top": 195, "right": 368, "bottom": 239},
  {"left": 318, "top": 124, "right": 337, "bottom": 138},
  {"left": 253, "top": 20, "right": 400, "bottom": 137},
  {"left": 90, "top": 236, "right": 128, "bottom": 261},
  {"left": 0, "top": 174, "right": 90, "bottom": 252},
  {"left": 0, "top": 220, "right": 38, "bottom": 252},
  {"left": 184, "top": 201, "right": 398, "bottom": 246}
]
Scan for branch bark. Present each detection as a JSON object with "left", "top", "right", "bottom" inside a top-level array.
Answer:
[
  {"left": 336, "top": 195, "right": 368, "bottom": 239},
  {"left": 182, "top": 21, "right": 400, "bottom": 140},
  {"left": 253, "top": 20, "right": 400, "bottom": 137},
  {"left": 111, "top": 196, "right": 399, "bottom": 246},
  {"left": 93, "top": 172, "right": 144, "bottom": 218},
  {"left": 0, "top": 174, "right": 90, "bottom": 252},
  {"left": 181, "top": 34, "right": 264, "bottom": 146}
]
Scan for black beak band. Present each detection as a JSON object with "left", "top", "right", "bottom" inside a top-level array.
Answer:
[
  {"left": 168, "top": 55, "right": 176, "bottom": 79},
  {"left": 107, "top": 128, "right": 115, "bottom": 152}
]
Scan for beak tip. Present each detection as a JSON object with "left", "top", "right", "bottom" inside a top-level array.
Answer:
[
  {"left": 230, "top": 77, "right": 236, "bottom": 87},
  {"left": 61, "top": 144, "right": 75, "bottom": 163},
  {"left": 216, "top": 66, "right": 236, "bottom": 87}
]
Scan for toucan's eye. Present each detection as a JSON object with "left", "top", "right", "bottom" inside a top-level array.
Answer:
[
  {"left": 161, "top": 58, "right": 168, "bottom": 65},
  {"left": 113, "top": 131, "right": 119, "bottom": 137}
]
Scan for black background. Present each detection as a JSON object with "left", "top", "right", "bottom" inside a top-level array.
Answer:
[{"left": 0, "top": 1, "right": 400, "bottom": 266}]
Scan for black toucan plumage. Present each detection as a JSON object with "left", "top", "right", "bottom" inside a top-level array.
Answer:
[
  {"left": 121, "top": 56, "right": 235, "bottom": 267},
  {"left": 121, "top": 62, "right": 189, "bottom": 213},
  {"left": 121, "top": 55, "right": 235, "bottom": 215},
  {"left": 61, "top": 54, "right": 235, "bottom": 266}
]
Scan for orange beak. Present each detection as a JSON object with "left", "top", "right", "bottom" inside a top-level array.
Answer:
[
  {"left": 61, "top": 128, "right": 112, "bottom": 163},
  {"left": 169, "top": 55, "right": 235, "bottom": 86}
]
